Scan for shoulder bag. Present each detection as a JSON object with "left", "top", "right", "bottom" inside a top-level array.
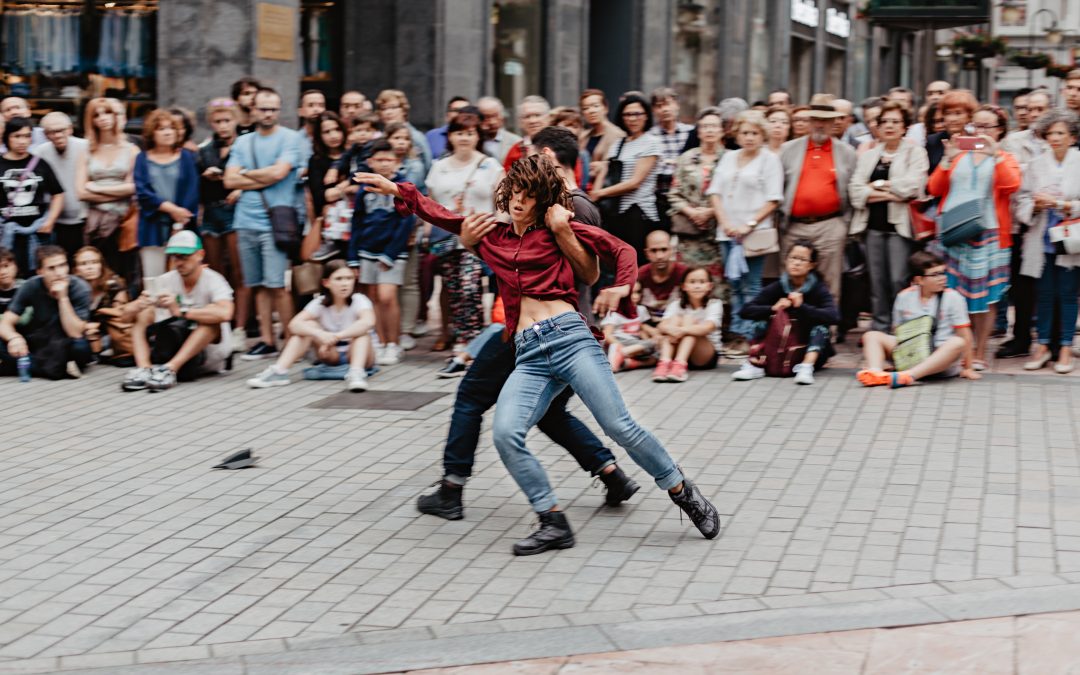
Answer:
[
  {"left": 892, "top": 292, "right": 944, "bottom": 372},
  {"left": 1048, "top": 215, "right": 1080, "bottom": 255},
  {"left": 939, "top": 154, "right": 989, "bottom": 248},
  {"left": 253, "top": 140, "right": 301, "bottom": 259},
  {"left": 736, "top": 154, "right": 779, "bottom": 257},
  {"left": 597, "top": 138, "right": 626, "bottom": 226},
  {"left": 747, "top": 307, "right": 806, "bottom": 378}
]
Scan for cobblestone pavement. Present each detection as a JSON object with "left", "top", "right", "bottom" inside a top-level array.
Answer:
[{"left": 2, "top": 343, "right": 1080, "bottom": 673}]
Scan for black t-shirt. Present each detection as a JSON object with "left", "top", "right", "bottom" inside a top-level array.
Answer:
[
  {"left": 7, "top": 275, "right": 91, "bottom": 335},
  {"left": 197, "top": 137, "right": 233, "bottom": 205},
  {"left": 0, "top": 155, "right": 64, "bottom": 228},
  {"left": 0, "top": 283, "right": 19, "bottom": 315},
  {"left": 867, "top": 160, "right": 893, "bottom": 233},
  {"left": 571, "top": 189, "right": 602, "bottom": 228}
]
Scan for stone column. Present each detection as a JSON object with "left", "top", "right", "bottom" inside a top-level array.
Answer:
[
  {"left": 157, "top": 0, "right": 302, "bottom": 132},
  {"left": 544, "top": 0, "right": 590, "bottom": 106}
]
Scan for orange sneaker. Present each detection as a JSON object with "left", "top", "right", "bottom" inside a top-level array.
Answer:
[
  {"left": 856, "top": 369, "right": 890, "bottom": 387},
  {"left": 607, "top": 343, "right": 625, "bottom": 373},
  {"left": 668, "top": 360, "right": 689, "bottom": 382},
  {"left": 652, "top": 360, "right": 672, "bottom": 382}
]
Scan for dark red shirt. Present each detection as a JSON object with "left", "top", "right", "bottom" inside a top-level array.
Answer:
[
  {"left": 394, "top": 183, "right": 637, "bottom": 337},
  {"left": 637, "top": 262, "right": 688, "bottom": 317}
]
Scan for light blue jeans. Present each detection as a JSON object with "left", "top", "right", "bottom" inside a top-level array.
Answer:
[
  {"left": 722, "top": 240, "right": 765, "bottom": 339},
  {"left": 493, "top": 312, "right": 684, "bottom": 512}
]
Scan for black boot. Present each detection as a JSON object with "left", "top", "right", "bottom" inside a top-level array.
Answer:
[
  {"left": 417, "top": 481, "right": 464, "bottom": 520},
  {"left": 512, "top": 509, "right": 575, "bottom": 556},
  {"left": 670, "top": 477, "right": 721, "bottom": 540},
  {"left": 598, "top": 465, "right": 640, "bottom": 506}
]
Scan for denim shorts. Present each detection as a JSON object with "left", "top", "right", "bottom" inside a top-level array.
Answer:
[
  {"left": 198, "top": 203, "right": 235, "bottom": 238},
  {"left": 237, "top": 229, "right": 288, "bottom": 288},
  {"left": 359, "top": 258, "right": 406, "bottom": 286}
]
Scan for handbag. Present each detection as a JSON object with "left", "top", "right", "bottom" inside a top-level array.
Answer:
[
  {"left": 908, "top": 197, "right": 937, "bottom": 241},
  {"left": 892, "top": 293, "right": 944, "bottom": 372},
  {"left": 747, "top": 308, "right": 806, "bottom": 378},
  {"left": 597, "top": 138, "right": 626, "bottom": 225},
  {"left": 939, "top": 154, "right": 991, "bottom": 248},
  {"left": 1048, "top": 216, "right": 1080, "bottom": 255},
  {"left": 253, "top": 144, "right": 301, "bottom": 258},
  {"left": 291, "top": 261, "right": 323, "bottom": 296},
  {"left": 742, "top": 227, "right": 779, "bottom": 257}
]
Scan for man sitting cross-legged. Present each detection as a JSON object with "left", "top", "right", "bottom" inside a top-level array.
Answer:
[{"left": 120, "top": 231, "right": 235, "bottom": 392}]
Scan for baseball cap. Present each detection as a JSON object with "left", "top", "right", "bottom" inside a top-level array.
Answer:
[{"left": 164, "top": 230, "right": 203, "bottom": 255}]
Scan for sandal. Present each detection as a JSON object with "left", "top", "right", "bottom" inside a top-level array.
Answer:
[
  {"left": 431, "top": 339, "right": 449, "bottom": 352},
  {"left": 972, "top": 359, "right": 987, "bottom": 372}
]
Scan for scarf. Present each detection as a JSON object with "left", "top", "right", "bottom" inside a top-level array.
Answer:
[{"left": 780, "top": 271, "right": 817, "bottom": 296}]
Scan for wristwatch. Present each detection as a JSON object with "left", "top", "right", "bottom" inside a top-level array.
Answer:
[{"left": 872, "top": 179, "right": 886, "bottom": 189}]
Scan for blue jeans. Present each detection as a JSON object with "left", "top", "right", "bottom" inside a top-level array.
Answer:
[
  {"left": 495, "top": 312, "right": 683, "bottom": 513},
  {"left": 1036, "top": 253, "right": 1079, "bottom": 347},
  {"left": 443, "top": 325, "right": 615, "bottom": 484},
  {"left": 722, "top": 240, "right": 765, "bottom": 339}
]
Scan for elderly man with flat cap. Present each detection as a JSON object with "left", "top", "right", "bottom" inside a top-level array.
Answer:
[{"left": 778, "top": 93, "right": 857, "bottom": 303}]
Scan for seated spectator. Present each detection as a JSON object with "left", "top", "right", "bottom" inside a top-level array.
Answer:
[
  {"left": 637, "top": 230, "right": 687, "bottom": 322},
  {"left": 0, "top": 247, "right": 20, "bottom": 314},
  {"left": 857, "top": 251, "right": 978, "bottom": 388},
  {"left": 72, "top": 245, "right": 130, "bottom": 361},
  {"left": 0, "top": 245, "right": 92, "bottom": 379},
  {"left": 731, "top": 240, "right": 840, "bottom": 385},
  {"left": 119, "top": 232, "right": 234, "bottom": 392},
  {"left": 347, "top": 139, "right": 416, "bottom": 366},
  {"left": 603, "top": 281, "right": 658, "bottom": 372},
  {"left": 653, "top": 267, "right": 722, "bottom": 382},
  {"left": 248, "top": 260, "right": 375, "bottom": 391}
]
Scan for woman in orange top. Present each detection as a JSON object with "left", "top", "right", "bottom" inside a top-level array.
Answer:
[{"left": 927, "top": 104, "right": 1021, "bottom": 370}]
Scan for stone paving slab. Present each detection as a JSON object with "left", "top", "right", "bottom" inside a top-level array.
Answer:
[{"left": 2, "top": 346, "right": 1080, "bottom": 673}]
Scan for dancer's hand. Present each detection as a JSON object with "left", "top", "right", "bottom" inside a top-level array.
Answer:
[
  {"left": 545, "top": 203, "right": 573, "bottom": 235},
  {"left": 353, "top": 172, "right": 400, "bottom": 198},
  {"left": 459, "top": 213, "right": 497, "bottom": 248},
  {"left": 593, "top": 284, "right": 630, "bottom": 317}
]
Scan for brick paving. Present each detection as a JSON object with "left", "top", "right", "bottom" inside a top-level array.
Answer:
[{"left": 1, "top": 339, "right": 1080, "bottom": 672}]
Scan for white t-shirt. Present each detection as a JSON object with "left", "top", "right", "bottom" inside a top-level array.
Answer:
[
  {"left": 153, "top": 268, "right": 234, "bottom": 372},
  {"left": 302, "top": 293, "right": 373, "bottom": 333},
  {"left": 891, "top": 287, "right": 970, "bottom": 347},
  {"left": 662, "top": 298, "right": 724, "bottom": 350},
  {"left": 607, "top": 134, "right": 662, "bottom": 221},
  {"left": 706, "top": 149, "right": 784, "bottom": 241},
  {"left": 425, "top": 154, "right": 503, "bottom": 215},
  {"left": 601, "top": 304, "right": 651, "bottom": 341}
]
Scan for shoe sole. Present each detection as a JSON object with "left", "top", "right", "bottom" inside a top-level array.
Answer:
[
  {"left": 248, "top": 379, "right": 290, "bottom": 388},
  {"left": 437, "top": 371, "right": 465, "bottom": 378},
  {"left": 121, "top": 383, "right": 148, "bottom": 391},
  {"left": 240, "top": 353, "right": 279, "bottom": 361},
  {"left": 417, "top": 505, "right": 464, "bottom": 520},
  {"left": 347, "top": 383, "right": 368, "bottom": 392},
  {"left": 512, "top": 535, "right": 575, "bottom": 556}
]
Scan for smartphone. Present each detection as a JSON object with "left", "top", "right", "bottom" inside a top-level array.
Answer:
[
  {"left": 954, "top": 136, "right": 985, "bottom": 151},
  {"left": 205, "top": 166, "right": 223, "bottom": 175},
  {"left": 144, "top": 276, "right": 160, "bottom": 297}
]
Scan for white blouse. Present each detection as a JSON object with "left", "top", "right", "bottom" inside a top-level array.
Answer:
[{"left": 705, "top": 149, "right": 784, "bottom": 242}]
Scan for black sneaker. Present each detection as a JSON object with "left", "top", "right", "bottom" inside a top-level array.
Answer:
[
  {"left": 241, "top": 341, "right": 279, "bottom": 361},
  {"left": 436, "top": 360, "right": 468, "bottom": 378},
  {"left": 598, "top": 465, "right": 640, "bottom": 506},
  {"left": 670, "top": 477, "right": 721, "bottom": 540},
  {"left": 512, "top": 510, "right": 575, "bottom": 556},
  {"left": 417, "top": 481, "right": 464, "bottom": 520},
  {"left": 996, "top": 340, "right": 1030, "bottom": 359}
]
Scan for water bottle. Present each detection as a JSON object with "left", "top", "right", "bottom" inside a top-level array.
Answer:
[{"left": 17, "top": 356, "right": 31, "bottom": 383}]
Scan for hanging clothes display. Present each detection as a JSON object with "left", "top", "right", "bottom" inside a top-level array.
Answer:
[
  {"left": 0, "top": 8, "right": 82, "bottom": 75},
  {"left": 96, "top": 10, "right": 155, "bottom": 78},
  {"left": 301, "top": 7, "right": 331, "bottom": 79}
]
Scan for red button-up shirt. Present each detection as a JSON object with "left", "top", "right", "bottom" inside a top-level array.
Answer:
[{"left": 394, "top": 182, "right": 638, "bottom": 338}]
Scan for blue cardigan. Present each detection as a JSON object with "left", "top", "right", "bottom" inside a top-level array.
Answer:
[{"left": 134, "top": 149, "right": 200, "bottom": 247}]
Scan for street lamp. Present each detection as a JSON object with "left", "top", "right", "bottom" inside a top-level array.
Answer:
[{"left": 1033, "top": 8, "right": 1064, "bottom": 45}]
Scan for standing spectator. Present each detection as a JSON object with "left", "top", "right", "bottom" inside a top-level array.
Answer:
[
  {"left": 118, "top": 231, "right": 234, "bottom": 391},
  {"left": 768, "top": 90, "right": 792, "bottom": 107},
  {"left": 927, "top": 89, "right": 976, "bottom": 172},
  {"left": 295, "top": 90, "right": 327, "bottom": 161},
  {"left": 133, "top": 110, "right": 199, "bottom": 283},
  {"left": 338, "top": 90, "right": 370, "bottom": 125},
  {"left": 637, "top": 230, "right": 687, "bottom": 321},
  {"left": 0, "top": 245, "right": 91, "bottom": 379},
  {"left": 886, "top": 87, "right": 915, "bottom": 112},
  {"left": 928, "top": 104, "right": 1020, "bottom": 371},
  {"left": 650, "top": 87, "right": 696, "bottom": 231},
  {"left": 197, "top": 98, "right": 246, "bottom": 352},
  {"left": 579, "top": 89, "right": 626, "bottom": 182},
  {"left": 224, "top": 87, "right": 302, "bottom": 361},
  {"left": 501, "top": 96, "right": 551, "bottom": 171},
  {"left": 790, "top": 105, "right": 812, "bottom": 139},
  {"left": 375, "top": 90, "right": 432, "bottom": 174},
  {"left": 1015, "top": 110, "right": 1080, "bottom": 373},
  {"left": 668, "top": 107, "right": 723, "bottom": 295},
  {"left": 426, "top": 96, "right": 470, "bottom": 160},
  {"left": 76, "top": 98, "right": 139, "bottom": 282},
  {"left": 778, "top": 94, "right": 857, "bottom": 302},
  {"left": 708, "top": 110, "right": 784, "bottom": 355},
  {"left": 231, "top": 77, "right": 261, "bottom": 136},
  {"left": 1010, "top": 89, "right": 1032, "bottom": 133},
  {"left": 168, "top": 107, "right": 200, "bottom": 154},
  {"left": 0, "top": 118, "right": 65, "bottom": 276},
  {"left": 72, "top": 245, "right": 130, "bottom": 360},
  {"left": 32, "top": 112, "right": 89, "bottom": 260},
  {"left": 1062, "top": 70, "right": 1080, "bottom": 117},
  {"left": 832, "top": 98, "right": 855, "bottom": 141},
  {"left": 477, "top": 96, "right": 522, "bottom": 164},
  {"left": 849, "top": 101, "right": 930, "bottom": 331},
  {"left": 717, "top": 98, "right": 750, "bottom": 150},
  {"left": 384, "top": 122, "right": 427, "bottom": 189},
  {"left": 425, "top": 113, "right": 503, "bottom": 353},
  {"left": 0, "top": 97, "right": 46, "bottom": 151},
  {"left": 306, "top": 112, "right": 348, "bottom": 220},
  {"left": 653, "top": 267, "right": 722, "bottom": 382},
  {"left": 590, "top": 93, "right": 661, "bottom": 260},
  {"left": 1002, "top": 89, "right": 1050, "bottom": 171},
  {"left": 765, "top": 106, "right": 792, "bottom": 153}
]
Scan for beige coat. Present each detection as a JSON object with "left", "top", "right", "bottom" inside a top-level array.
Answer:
[
  {"left": 778, "top": 136, "right": 857, "bottom": 225},
  {"left": 1016, "top": 148, "right": 1080, "bottom": 278},
  {"left": 848, "top": 140, "right": 929, "bottom": 238}
]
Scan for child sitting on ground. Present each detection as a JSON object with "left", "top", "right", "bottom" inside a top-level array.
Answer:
[
  {"left": 603, "top": 281, "right": 657, "bottom": 372},
  {"left": 857, "top": 250, "right": 978, "bottom": 388},
  {"left": 248, "top": 260, "right": 375, "bottom": 392},
  {"left": 732, "top": 240, "right": 839, "bottom": 385},
  {"left": 653, "top": 267, "right": 722, "bottom": 383}
]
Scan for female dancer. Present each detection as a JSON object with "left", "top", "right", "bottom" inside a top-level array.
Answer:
[{"left": 356, "top": 155, "right": 720, "bottom": 555}]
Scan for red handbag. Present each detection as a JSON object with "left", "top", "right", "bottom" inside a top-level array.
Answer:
[
  {"left": 747, "top": 308, "right": 807, "bottom": 378},
  {"left": 908, "top": 197, "right": 937, "bottom": 241}
]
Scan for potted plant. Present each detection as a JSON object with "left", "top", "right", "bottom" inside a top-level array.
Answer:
[
  {"left": 1047, "top": 62, "right": 1075, "bottom": 79},
  {"left": 952, "top": 30, "right": 1008, "bottom": 57},
  {"left": 1011, "top": 51, "right": 1053, "bottom": 70}
]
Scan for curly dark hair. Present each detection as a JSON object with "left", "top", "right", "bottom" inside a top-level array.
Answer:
[{"left": 494, "top": 154, "right": 573, "bottom": 223}]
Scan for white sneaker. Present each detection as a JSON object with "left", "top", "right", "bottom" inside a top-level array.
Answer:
[
  {"left": 231, "top": 329, "right": 247, "bottom": 354},
  {"left": 374, "top": 344, "right": 386, "bottom": 364},
  {"left": 377, "top": 343, "right": 401, "bottom": 365},
  {"left": 399, "top": 334, "right": 417, "bottom": 351},
  {"left": 346, "top": 368, "right": 368, "bottom": 392},
  {"left": 411, "top": 321, "right": 430, "bottom": 337},
  {"left": 732, "top": 363, "right": 765, "bottom": 381},
  {"left": 793, "top": 363, "right": 815, "bottom": 385}
]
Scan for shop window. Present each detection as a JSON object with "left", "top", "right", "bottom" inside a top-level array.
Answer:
[
  {"left": 492, "top": 0, "right": 543, "bottom": 127},
  {"left": 301, "top": 0, "right": 341, "bottom": 84}
]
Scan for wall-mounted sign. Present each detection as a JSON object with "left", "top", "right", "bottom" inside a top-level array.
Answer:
[
  {"left": 791, "top": 0, "right": 819, "bottom": 27},
  {"left": 826, "top": 8, "right": 850, "bottom": 38},
  {"left": 256, "top": 3, "right": 296, "bottom": 62}
]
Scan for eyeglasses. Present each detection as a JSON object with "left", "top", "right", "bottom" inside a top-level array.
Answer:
[
  {"left": 972, "top": 123, "right": 1000, "bottom": 130},
  {"left": 255, "top": 107, "right": 280, "bottom": 113},
  {"left": 923, "top": 270, "right": 947, "bottom": 278}
]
